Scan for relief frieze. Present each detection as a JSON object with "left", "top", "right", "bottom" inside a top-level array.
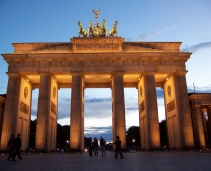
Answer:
[
  {"left": 20, "top": 101, "right": 29, "bottom": 115},
  {"left": 167, "top": 99, "right": 176, "bottom": 113},
  {"left": 8, "top": 58, "right": 185, "bottom": 69},
  {"left": 51, "top": 101, "right": 56, "bottom": 115},
  {"left": 75, "top": 43, "right": 119, "bottom": 51},
  {"left": 139, "top": 101, "right": 145, "bottom": 113}
]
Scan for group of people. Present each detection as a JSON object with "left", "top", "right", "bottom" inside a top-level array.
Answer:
[
  {"left": 6, "top": 133, "right": 22, "bottom": 161},
  {"left": 88, "top": 135, "right": 124, "bottom": 159},
  {"left": 89, "top": 136, "right": 106, "bottom": 156}
]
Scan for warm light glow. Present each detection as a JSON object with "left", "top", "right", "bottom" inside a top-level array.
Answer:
[
  {"left": 132, "top": 139, "right": 135, "bottom": 142},
  {"left": 85, "top": 148, "right": 87, "bottom": 152},
  {"left": 166, "top": 77, "right": 168, "bottom": 81},
  {"left": 66, "top": 140, "right": 69, "bottom": 143},
  {"left": 26, "top": 79, "right": 29, "bottom": 82}
]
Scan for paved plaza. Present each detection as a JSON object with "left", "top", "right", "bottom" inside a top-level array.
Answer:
[{"left": 0, "top": 150, "right": 211, "bottom": 171}]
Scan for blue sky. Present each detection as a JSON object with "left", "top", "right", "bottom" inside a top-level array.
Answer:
[{"left": 1, "top": 0, "right": 211, "bottom": 141}]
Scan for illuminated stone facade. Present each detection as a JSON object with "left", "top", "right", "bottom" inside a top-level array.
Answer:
[
  {"left": 189, "top": 94, "right": 211, "bottom": 149},
  {"left": 0, "top": 37, "right": 196, "bottom": 151},
  {"left": 0, "top": 95, "right": 6, "bottom": 142}
]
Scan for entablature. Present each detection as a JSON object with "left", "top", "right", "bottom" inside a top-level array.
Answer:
[{"left": 9, "top": 37, "right": 186, "bottom": 54}]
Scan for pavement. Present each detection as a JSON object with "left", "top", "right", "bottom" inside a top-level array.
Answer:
[{"left": 0, "top": 150, "right": 211, "bottom": 171}]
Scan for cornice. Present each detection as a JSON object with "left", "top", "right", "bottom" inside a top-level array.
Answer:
[
  {"left": 189, "top": 94, "right": 211, "bottom": 100},
  {"left": 8, "top": 39, "right": 188, "bottom": 54}
]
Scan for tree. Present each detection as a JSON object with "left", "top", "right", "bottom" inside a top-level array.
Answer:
[{"left": 126, "top": 126, "right": 140, "bottom": 147}]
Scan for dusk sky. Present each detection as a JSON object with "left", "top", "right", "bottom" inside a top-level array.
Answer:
[{"left": 0, "top": 0, "right": 211, "bottom": 141}]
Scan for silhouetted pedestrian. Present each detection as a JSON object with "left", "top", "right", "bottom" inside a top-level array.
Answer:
[
  {"left": 88, "top": 137, "right": 93, "bottom": 156},
  {"left": 7, "top": 134, "right": 15, "bottom": 161},
  {"left": 100, "top": 136, "right": 106, "bottom": 156},
  {"left": 13, "top": 133, "right": 23, "bottom": 160},
  {"left": 93, "top": 137, "right": 98, "bottom": 156},
  {"left": 114, "top": 136, "right": 123, "bottom": 159}
]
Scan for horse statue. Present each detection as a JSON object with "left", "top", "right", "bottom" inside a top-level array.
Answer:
[
  {"left": 108, "top": 20, "right": 118, "bottom": 37},
  {"left": 78, "top": 21, "right": 87, "bottom": 37},
  {"left": 88, "top": 20, "right": 93, "bottom": 37},
  {"left": 101, "top": 19, "right": 106, "bottom": 37}
]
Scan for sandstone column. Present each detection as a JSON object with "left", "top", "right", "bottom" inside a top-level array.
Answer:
[
  {"left": 35, "top": 73, "right": 51, "bottom": 151},
  {"left": 138, "top": 74, "right": 160, "bottom": 150},
  {"left": 112, "top": 73, "right": 126, "bottom": 149},
  {"left": 201, "top": 108, "right": 209, "bottom": 148},
  {"left": 207, "top": 105, "right": 211, "bottom": 146},
  {"left": 192, "top": 105, "right": 206, "bottom": 149},
  {"left": 0, "top": 74, "right": 21, "bottom": 150},
  {"left": 174, "top": 74, "right": 194, "bottom": 149},
  {"left": 70, "top": 73, "right": 84, "bottom": 152}
]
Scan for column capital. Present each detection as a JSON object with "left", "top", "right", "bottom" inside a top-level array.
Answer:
[
  {"left": 38, "top": 72, "right": 50, "bottom": 76},
  {"left": 194, "top": 104, "right": 201, "bottom": 108},
  {"left": 207, "top": 105, "right": 211, "bottom": 109},
  {"left": 71, "top": 72, "right": 82, "bottom": 76},
  {"left": 112, "top": 72, "right": 124, "bottom": 75},
  {"left": 201, "top": 108, "right": 207, "bottom": 113},
  {"left": 144, "top": 72, "right": 155, "bottom": 76},
  {"left": 174, "top": 71, "right": 188, "bottom": 76},
  {"left": 6, "top": 72, "right": 20, "bottom": 77}
]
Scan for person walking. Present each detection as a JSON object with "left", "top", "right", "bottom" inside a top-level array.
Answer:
[
  {"left": 100, "top": 136, "right": 106, "bottom": 156},
  {"left": 93, "top": 137, "right": 98, "bottom": 156},
  {"left": 114, "top": 136, "right": 123, "bottom": 159},
  {"left": 13, "top": 133, "right": 23, "bottom": 160},
  {"left": 6, "top": 134, "right": 15, "bottom": 161},
  {"left": 88, "top": 137, "right": 93, "bottom": 156}
]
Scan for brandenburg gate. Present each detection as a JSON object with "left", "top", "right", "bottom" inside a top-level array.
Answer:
[{"left": 0, "top": 13, "right": 195, "bottom": 152}]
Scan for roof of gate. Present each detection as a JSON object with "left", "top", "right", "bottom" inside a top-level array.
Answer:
[{"left": 10, "top": 37, "right": 183, "bottom": 54}]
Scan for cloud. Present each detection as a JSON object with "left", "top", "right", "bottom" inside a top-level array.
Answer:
[
  {"left": 84, "top": 126, "right": 112, "bottom": 141},
  {"left": 126, "top": 107, "right": 138, "bottom": 111},
  {"left": 187, "top": 86, "right": 211, "bottom": 93},
  {"left": 85, "top": 97, "right": 111, "bottom": 103},
  {"left": 137, "top": 25, "right": 176, "bottom": 41},
  {"left": 182, "top": 41, "right": 211, "bottom": 52},
  {"left": 31, "top": 109, "right": 37, "bottom": 117},
  {"left": 59, "top": 96, "right": 71, "bottom": 102}
]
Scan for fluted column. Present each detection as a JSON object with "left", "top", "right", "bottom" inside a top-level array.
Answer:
[
  {"left": 0, "top": 74, "right": 21, "bottom": 150},
  {"left": 35, "top": 73, "right": 51, "bottom": 151},
  {"left": 112, "top": 73, "right": 126, "bottom": 149},
  {"left": 174, "top": 74, "right": 194, "bottom": 149},
  {"left": 207, "top": 106, "right": 211, "bottom": 146},
  {"left": 201, "top": 108, "right": 209, "bottom": 148},
  {"left": 144, "top": 74, "right": 160, "bottom": 150},
  {"left": 192, "top": 105, "right": 206, "bottom": 149},
  {"left": 70, "top": 73, "right": 84, "bottom": 152}
]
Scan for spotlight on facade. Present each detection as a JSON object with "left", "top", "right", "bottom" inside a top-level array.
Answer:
[
  {"left": 26, "top": 79, "right": 29, "bottom": 82},
  {"left": 166, "top": 77, "right": 168, "bottom": 81}
]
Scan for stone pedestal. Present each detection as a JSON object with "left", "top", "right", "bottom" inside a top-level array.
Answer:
[
  {"left": 192, "top": 105, "right": 206, "bottom": 149},
  {"left": 0, "top": 74, "right": 21, "bottom": 150},
  {"left": 112, "top": 73, "right": 126, "bottom": 149},
  {"left": 69, "top": 73, "right": 84, "bottom": 152}
]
